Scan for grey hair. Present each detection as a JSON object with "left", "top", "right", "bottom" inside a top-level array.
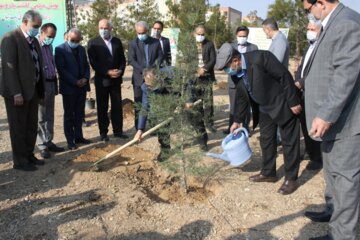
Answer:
[
  {"left": 262, "top": 18, "right": 279, "bottom": 31},
  {"left": 68, "top": 28, "right": 82, "bottom": 37},
  {"left": 22, "top": 10, "right": 42, "bottom": 22},
  {"left": 99, "top": 18, "right": 112, "bottom": 28},
  {"left": 135, "top": 21, "right": 149, "bottom": 30}
]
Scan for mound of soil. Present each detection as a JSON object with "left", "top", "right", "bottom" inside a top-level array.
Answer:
[{"left": 71, "top": 145, "right": 215, "bottom": 204}]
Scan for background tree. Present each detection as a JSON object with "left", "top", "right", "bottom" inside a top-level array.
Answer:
[
  {"left": 205, "top": 5, "right": 233, "bottom": 48},
  {"left": 267, "top": 0, "right": 308, "bottom": 58}
]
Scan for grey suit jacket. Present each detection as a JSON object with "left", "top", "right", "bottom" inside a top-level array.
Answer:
[
  {"left": 269, "top": 31, "right": 289, "bottom": 68},
  {"left": 0, "top": 28, "right": 45, "bottom": 100},
  {"left": 228, "top": 41, "right": 258, "bottom": 89},
  {"left": 304, "top": 3, "right": 360, "bottom": 141}
]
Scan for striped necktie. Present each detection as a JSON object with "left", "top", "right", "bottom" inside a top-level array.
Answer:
[{"left": 27, "top": 37, "right": 40, "bottom": 82}]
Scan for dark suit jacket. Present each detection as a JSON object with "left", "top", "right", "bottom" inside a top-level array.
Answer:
[
  {"left": 0, "top": 28, "right": 44, "bottom": 100},
  {"left": 128, "top": 37, "right": 164, "bottom": 86},
  {"left": 199, "top": 38, "right": 216, "bottom": 81},
  {"left": 233, "top": 50, "right": 300, "bottom": 128},
  {"left": 160, "top": 36, "right": 171, "bottom": 65},
  {"left": 55, "top": 42, "right": 90, "bottom": 95},
  {"left": 87, "top": 36, "right": 126, "bottom": 87}
]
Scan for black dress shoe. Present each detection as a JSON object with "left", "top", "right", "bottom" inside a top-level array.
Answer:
[
  {"left": 40, "top": 149, "right": 50, "bottom": 159},
  {"left": 304, "top": 211, "right": 331, "bottom": 222},
  {"left": 306, "top": 161, "right": 323, "bottom": 170},
  {"left": 13, "top": 164, "right": 38, "bottom": 171},
  {"left": 47, "top": 143, "right": 65, "bottom": 152},
  {"left": 75, "top": 138, "right": 92, "bottom": 144},
  {"left": 68, "top": 143, "right": 77, "bottom": 150},
  {"left": 100, "top": 134, "right": 109, "bottom": 142},
  {"left": 309, "top": 234, "right": 333, "bottom": 240},
  {"left": 249, "top": 174, "right": 277, "bottom": 183},
  {"left": 114, "top": 133, "right": 129, "bottom": 139},
  {"left": 28, "top": 155, "right": 45, "bottom": 165},
  {"left": 278, "top": 180, "right": 297, "bottom": 195}
]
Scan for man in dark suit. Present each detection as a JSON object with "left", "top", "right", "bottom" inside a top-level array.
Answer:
[
  {"left": 294, "top": 19, "right": 322, "bottom": 171},
  {"left": 301, "top": 1, "right": 360, "bottom": 239},
  {"left": 88, "top": 19, "right": 128, "bottom": 142},
  {"left": 224, "top": 26, "right": 258, "bottom": 134},
  {"left": 151, "top": 21, "right": 171, "bottom": 66},
  {"left": 0, "top": 10, "right": 45, "bottom": 171},
  {"left": 55, "top": 28, "right": 91, "bottom": 150},
  {"left": 216, "top": 43, "right": 302, "bottom": 195},
  {"left": 193, "top": 25, "right": 217, "bottom": 133},
  {"left": 128, "top": 21, "right": 163, "bottom": 129}
]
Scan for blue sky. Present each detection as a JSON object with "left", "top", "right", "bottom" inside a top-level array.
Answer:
[{"left": 208, "top": 0, "right": 360, "bottom": 19}]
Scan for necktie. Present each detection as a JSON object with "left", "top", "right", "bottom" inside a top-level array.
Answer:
[{"left": 27, "top": 37, "right": 40, "bottom": 82}]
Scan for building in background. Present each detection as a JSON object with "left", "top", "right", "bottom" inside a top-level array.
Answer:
[{"left": 219, "top": 7, "right": 242, "bottom": 26}]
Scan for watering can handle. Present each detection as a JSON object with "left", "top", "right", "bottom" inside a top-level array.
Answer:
[{"left": 233, "top": 127, "right": 249, "bottom": 138}]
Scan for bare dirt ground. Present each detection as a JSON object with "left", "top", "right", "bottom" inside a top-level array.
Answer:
[{"left": 0, "top": 65, "right": 349, "bottom": 240}]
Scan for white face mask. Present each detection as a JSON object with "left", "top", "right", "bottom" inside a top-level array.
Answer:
[
  {"left": 237, "top": 37, "right": 247, "bottom": 45},
  {"left": 196, "top": 35, "right": 205, "bottom": 43},
  {"left": 151, "top": 29, "right": 161, "bottom": 38},
  {"left": 306, "top": 30, "right": 318, "bottom": 42}
]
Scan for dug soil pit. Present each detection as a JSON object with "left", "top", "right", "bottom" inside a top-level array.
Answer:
[{"left": 70, "top": 145, "right": 217, "bottom": 204}]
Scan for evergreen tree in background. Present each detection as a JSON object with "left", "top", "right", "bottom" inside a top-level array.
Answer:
[{"left": 205, "top": 5, "right": 232, "bottom": 48}]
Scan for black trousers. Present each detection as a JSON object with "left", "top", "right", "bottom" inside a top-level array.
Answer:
[
  {"left": 299, "top": 98, "right": 322, "bottom": 163},
  {"left": 133, "top": 85, "right": 142, "bottom": 130},
  {"left": 259, "top": 112, "right": 300, "bottom": 181},
  {"left": 95, "top": 81, "right": 123, "bottom": 136},
  {"left": 4, "top": 94, "right": 39, "bottom": 166},
  {"left": 62, "top": 92, "right": 86, "bottom": 145}
]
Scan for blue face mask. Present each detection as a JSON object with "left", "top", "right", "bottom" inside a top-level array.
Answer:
[
  {"left": 28, "top": 27, "right": 39, "bottom": 38},
  {"left": 68, "top": 41, "right": 79, "bottom": 49},
  {"left": 99, "top": 29, "right": 110, "bottom": 39},
  {"left": 138, "top": 34, "right": 148, "bottom": 41},
  {"left": 224, "top": 67, "right": 238, "bottom": 76},
  {"left": 43, "top": 37, "right": 54, "bottom": 46}
]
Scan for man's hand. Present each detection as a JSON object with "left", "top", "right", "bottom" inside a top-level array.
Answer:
[
  {"left": 77, "top": 78, "right": 88, "bottom": 87},
  {"left": 134, "top": 130, "right": 143, "bottom": 141},
  {"left": 294, "top": 81, "right": 302, "bottom": 90},
  {"left": 197, "top": 68, "right": 206, "bottom": 77},
  {"left": 108, "top": 69, "right": 121, "bottom": 78},
  {"left": 14, "top": 95, "right": 24, "bottom": 106},
  {"left": 185, "top": 103, "right": 194, "bottom": 109},
  {"left": 290, "top": 104, "right": 302, "bottom": 115},
  {"left": 309, "top": 117, "right": 331, "bottom": 138},
  {"left": 230, "top": 122, "right": 242, "bottom": 135}
]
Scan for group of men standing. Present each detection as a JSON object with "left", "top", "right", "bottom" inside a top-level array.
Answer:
[{"left": 216, "top": 0, "right": 360, "bottom": 239}]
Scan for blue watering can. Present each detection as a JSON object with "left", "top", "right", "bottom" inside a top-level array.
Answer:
[{"left": 207, "top": 128, "right": 252, "bottom": 167}]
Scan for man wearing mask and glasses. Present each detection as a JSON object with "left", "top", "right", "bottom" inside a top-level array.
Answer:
[
  {"left": 37, "top": 23, "right": 65, "bottom": 159},
  {"left": 55, "top": 28, "right": 91, "bottom": 150},
  {"left": 128, "top": 21, "right": 164, "bottom": 131},
  {"left": 224, "top": 26, "right": 258, "bottom": 135},
  {"left": 300, "top": 0, "right": 360, "bottom": 240},
  {"left": 1, "top": 10, "right": 45, "bottom": 171}
]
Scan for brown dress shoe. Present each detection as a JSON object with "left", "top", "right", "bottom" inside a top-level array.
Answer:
[
  {"left": 249, "top": 174, "right": 277, "bottom": 183},
  {"left": 278, "top": 180, "right": 297, "bottom": 195}
]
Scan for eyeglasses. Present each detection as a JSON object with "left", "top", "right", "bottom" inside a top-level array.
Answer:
[{"left": 305, "top": 4, "right": 314, "bottom": 14}]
